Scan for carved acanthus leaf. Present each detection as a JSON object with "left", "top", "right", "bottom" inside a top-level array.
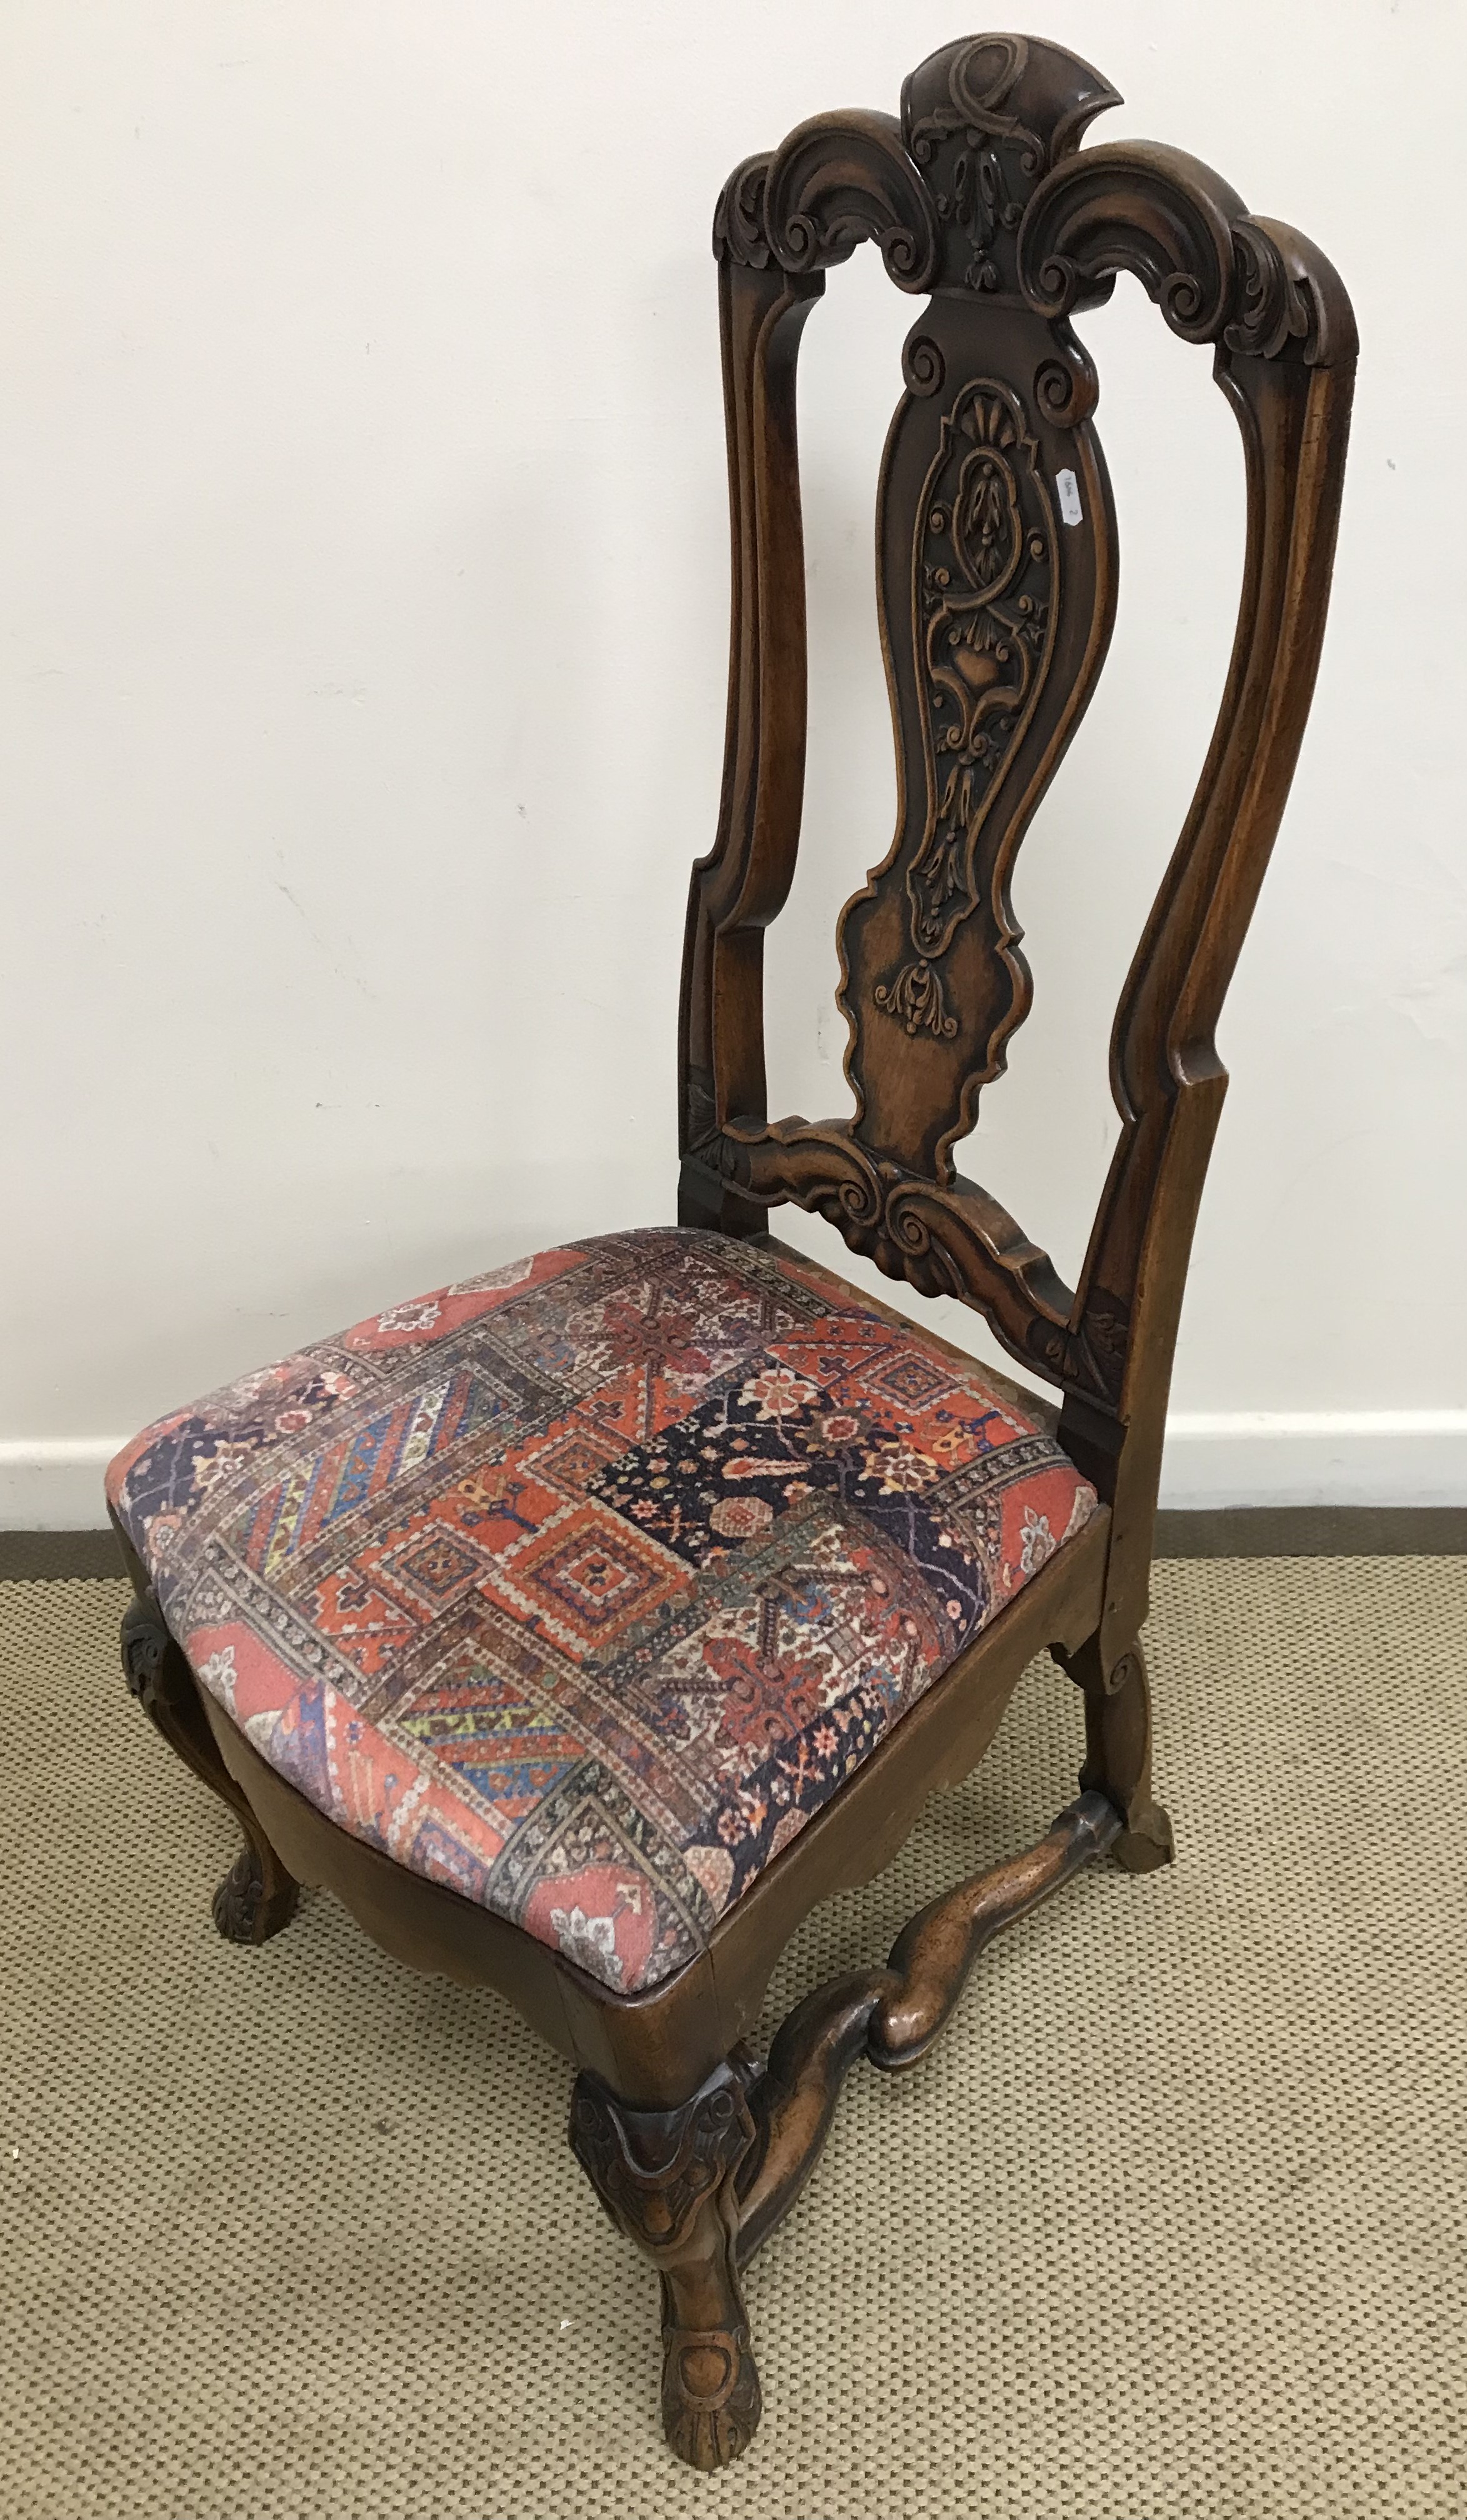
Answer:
[
  {"left": 569, "top": 2065, "right": 757, "bottom": 2263},
  {"left": 120, "top": 1592, "right": 173, "bottom": 1718},
  {"left": 713, "top": 152, "right": 774, "bottom": 269},
  {"left": 1224, "top": 216, "right": 1357, "bottom": 366},
  {"left": 683, "top": 1062, "right": 719, "bottom": 1159},
  {"left": 904, "top": 34, "right": 1043, "bottom": 294},
  {"left": 1023, "top": 1284, "right": 1131, "bottom": 1407},
  {"left": 899, "top": 34, "right": 1121, "bottom": 298},
  {"left": 1017, "top": 149, "right": 1359, "bottom": 369},
  {"left": 716, "top": 42, "right": 1125, "bottom": 299},
  {"left": 569, "top": 2061, "right": 763, "bottom": 2471},
  {"left": 874, "top": 958, "right": 957, "bottom": 1039}
]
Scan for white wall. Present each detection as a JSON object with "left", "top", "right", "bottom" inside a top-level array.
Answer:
[{"left": 3, "top": 0, "right": 1463, "bottom": 1525}]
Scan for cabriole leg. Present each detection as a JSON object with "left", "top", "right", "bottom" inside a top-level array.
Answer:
[
  {"left": 119, "top": 1586, "right": 300, "bottom": 1944},
  {"left": 1058, "top": 1634, "right": 1174, "bottom": 1872},
  {"left": 569, "top": 2059, "right": 761, "bottom": 2472}
]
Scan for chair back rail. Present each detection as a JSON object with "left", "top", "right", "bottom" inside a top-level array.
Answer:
[{"left": 678, "top": 34, "right": 1355, "bottom": 1647}]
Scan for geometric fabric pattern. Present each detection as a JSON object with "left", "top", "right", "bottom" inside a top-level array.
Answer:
[{"left": 108, "top": 1229, "right": 1096, "bottom": 1994}]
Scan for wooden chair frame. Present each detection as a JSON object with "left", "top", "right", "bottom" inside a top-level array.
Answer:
[{"left": 116, "top": 34, "right": 1354, "bottom": 2473}]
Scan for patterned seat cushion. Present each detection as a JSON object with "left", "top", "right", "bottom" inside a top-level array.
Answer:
[{"left": 108, "top": 1228, "right": 1096, "bottom": 1994}]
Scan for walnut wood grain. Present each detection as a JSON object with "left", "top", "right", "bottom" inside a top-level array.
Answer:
[
  {"left": 735, "top": 1969, "right": 893, "bottom": 2262},
  {"left": 736, "top": 1791, "right": 1121, "bottom": 2262},
  {"left": 871, "top": 1789, "right": 1121, "bottom": 2061}
]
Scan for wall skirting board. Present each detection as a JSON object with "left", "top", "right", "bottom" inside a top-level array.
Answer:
[
  {"left": 1158, "top": 1412, "right": 1467, "bottom": 1511},
  {"left": 4, "top": 1415, "right": 1466, "bottom": 1535},
  {"left": 0, "top": 1441, "right": 128, "bottom": 1532}
]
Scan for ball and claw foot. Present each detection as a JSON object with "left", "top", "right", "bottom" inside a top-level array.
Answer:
[{"left": 211, "top": 1841, "right": 300, "bottom": 1945}]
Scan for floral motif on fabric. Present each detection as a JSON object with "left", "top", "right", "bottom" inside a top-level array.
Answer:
[{"left": 108, "top": 1229, "right": 1096, "bottom": 1994}]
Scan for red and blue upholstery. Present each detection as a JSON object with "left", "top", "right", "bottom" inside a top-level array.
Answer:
[{"left": 108, "top": 1229, "right": 1096, "bottom": 1994}]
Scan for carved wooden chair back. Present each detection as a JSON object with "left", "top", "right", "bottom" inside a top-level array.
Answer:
[{"left": 680, "top": 32, "right": 1355, "bottom": 1659}]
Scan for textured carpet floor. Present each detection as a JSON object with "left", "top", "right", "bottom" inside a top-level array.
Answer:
[{"left": 3, "top": 1562, "right": 1464, "bottom": 2520}]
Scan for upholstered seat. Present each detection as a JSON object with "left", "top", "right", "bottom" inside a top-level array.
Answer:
[{"left": 108, "top": 1226, "right": 1094, "bottom": 1993}]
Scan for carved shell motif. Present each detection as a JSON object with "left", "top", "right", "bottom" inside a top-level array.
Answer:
[{"left": 875, "top": 378, "right": 1056, "bottom": 1033}]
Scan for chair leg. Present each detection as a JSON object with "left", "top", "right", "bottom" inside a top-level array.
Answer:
[
  {"left": 1058, "top": 1633, "right": 1174, "bottom": 1872},
  {"left": 569, "top": 2057, "right": 761, "bottom": 2472},
  {"left": 119, "top": 1586, "right": 300, "bottom": 1944}
]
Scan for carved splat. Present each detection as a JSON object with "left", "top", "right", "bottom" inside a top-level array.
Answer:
[
  {"left": 681, "top": 29, "right": 1356, "bottom": 1518},
  {"left": 841, "top": 334, "right": 1108, "bottom": 1184}
]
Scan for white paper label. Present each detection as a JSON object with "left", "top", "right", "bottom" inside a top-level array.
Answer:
[{"left": 1056, "top": 468, "right": 1083, "bottom": 527}]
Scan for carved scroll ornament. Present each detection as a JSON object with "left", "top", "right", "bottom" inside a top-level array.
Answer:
[
  {"left": 689, "top": 34, "right": 1356, "bottom": 1425},
  {"left": 694, "top": 1109, "right": 1131, "bottom": 1407},
  {"left": 1016, "top": 146, "right": 1355, "bottom": 366},
  {"left": 713, "top": 32, "right": 1119, "bottom": 290}
]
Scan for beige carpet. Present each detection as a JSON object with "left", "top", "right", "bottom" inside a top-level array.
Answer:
[{"left": 3, "top": 1562, "right": 1464, "bottom": 2520}]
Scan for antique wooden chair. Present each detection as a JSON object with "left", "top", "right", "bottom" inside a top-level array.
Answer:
[{"left": 108, "top": 33, "right": 1354, "bottom": 2474}]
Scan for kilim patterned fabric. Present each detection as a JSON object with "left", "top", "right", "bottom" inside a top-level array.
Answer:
[{"left": 107, "top": 1229, "right": 1097, "bottom": 1994}]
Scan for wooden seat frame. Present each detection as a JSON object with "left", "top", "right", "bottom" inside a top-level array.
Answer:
[{"left": 115, "top": 33, "right": 1354, "bottom": 2474}]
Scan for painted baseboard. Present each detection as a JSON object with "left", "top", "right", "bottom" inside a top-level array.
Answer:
[
  {"left": 0, "top": 1441, "right": 124, "bottom": 1531},
  {"left": 1159, "top": 1411, "right": 1467, "bottom": 1510},
  {"left": 4, "top": 1412, "right": 1466, "bottom": 1529}
]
